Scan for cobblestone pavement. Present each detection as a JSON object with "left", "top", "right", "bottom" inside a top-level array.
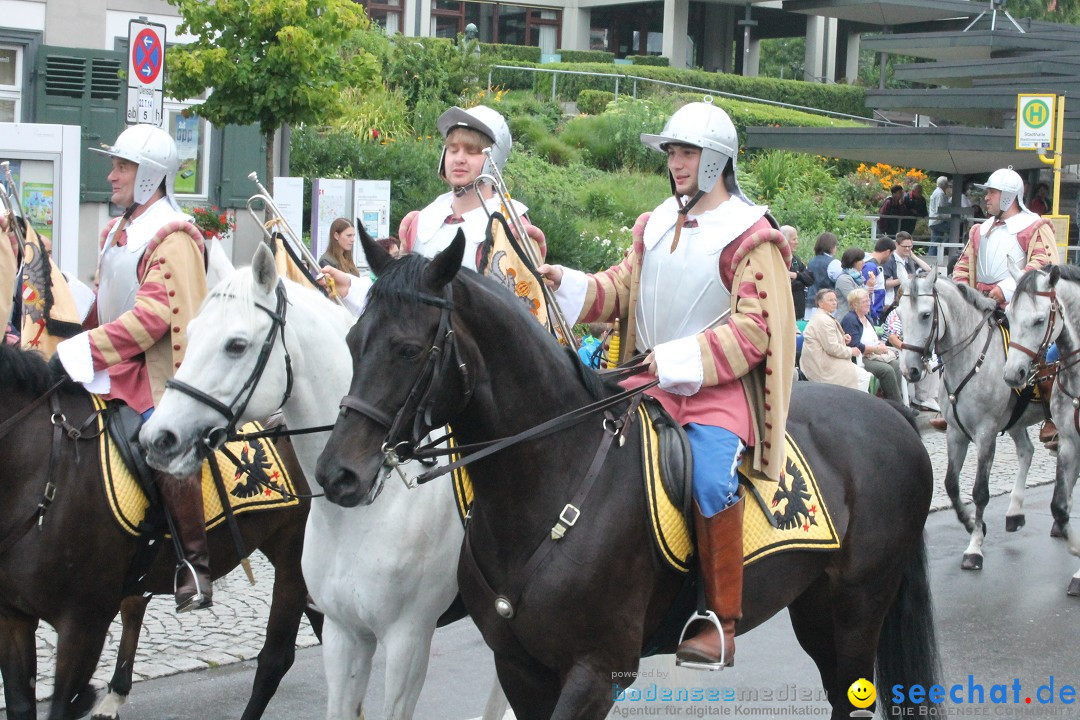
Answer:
[{"left": 0, "top": 424, "right": 1059, "bottom": 711}]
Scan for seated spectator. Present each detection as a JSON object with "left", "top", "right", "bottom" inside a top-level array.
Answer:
[
  {"left": 840, "top": 288, "right": 904, "bottom": 403},
  {"left": 883, "top": 308, "right": 941, "bottom": 413},
  {"left": 832, "top": 247, "right": 868, "bottom": 319},
  {"left": 800, "top": 289, "right": 870, "bottom": 392}
]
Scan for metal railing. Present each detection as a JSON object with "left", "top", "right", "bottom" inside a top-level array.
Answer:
[{"left": 486, "top": 64, "right": 900, "bottom": 126}]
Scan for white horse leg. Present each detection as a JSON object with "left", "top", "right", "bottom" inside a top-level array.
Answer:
[
  {"left": 380, "top": 622, "right": 438, "bottom": 720},
  {"left": 944, "top": 431, "right": 972, "bottom": 529},
  {"left": 90, "top": 690, "right": 126, "bottom": 719},
  {"left": 1004, "top": 425, "right": 1034, "bottom": 532},
  {"left": 480, "top": 673, "right": 511, "bottom": 720},
  {"left": 961, "top": 434, "right": 996, "bottom": 570},
  {"left": 323, "top": 619, "right": 376, "bottom": 720}
]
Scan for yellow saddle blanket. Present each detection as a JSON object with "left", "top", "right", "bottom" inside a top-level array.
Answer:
[
  {"left": 91, "top": 395, "right": 300, "bottom": 536},
  {"left": 638, "top": 406, "right": 840, "bottom": 573}
]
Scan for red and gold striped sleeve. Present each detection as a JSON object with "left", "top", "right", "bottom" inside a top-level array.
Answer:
[
  {"left": 1025, "top": 222, "right": 1060, "bottom": 270},
  {"left": 576, "top": 246, "right": 638, "bottom": 324},
  {"left": 952, "top": 226, "right": 978, "bottom": 286}
]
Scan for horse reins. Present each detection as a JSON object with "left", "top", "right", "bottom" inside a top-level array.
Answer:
[{"left": 1008, "top": 286, "right": 1080, "bottom": 435}]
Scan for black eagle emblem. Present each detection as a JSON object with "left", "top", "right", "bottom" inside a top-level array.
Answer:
[
  {"left": 230, "top": 442, "right": 276, "bottom": 499},
  {"left": 770, "top": 458, "right": 818, "bottom": 532}
]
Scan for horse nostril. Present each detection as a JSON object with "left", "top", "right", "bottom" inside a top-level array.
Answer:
[{"left": 152, "top": 430, "right": 178, "bottom": 453}]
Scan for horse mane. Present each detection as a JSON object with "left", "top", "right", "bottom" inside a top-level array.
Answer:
[
  {"left": 204, "top": 265, "right": 353, "bottom": 329},
  {"left": 0, "top": 344, "right": 60, "bottom": 397},
  {"left": 1016, "top": 263, "right": 1080, "bottom": 297},
  {"left": 370, "top": 253, "right": 617, "bottom": 401},
  {"left": 948, "top": 277, "right": 1000, "bottom": 313}
]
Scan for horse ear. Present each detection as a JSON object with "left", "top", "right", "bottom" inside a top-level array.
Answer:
[
  {"left": 1049, "top": 264, "right": 1061, "bottom": 287},
  {"left": 359, "top": 223, "right": 392, "bottom": 276},
  {"left": 252, "top": 242, "right": 279, "bottom": 295},
  {"left": 1007, "top": 257, "right": 1023, "bottom": 283},
  {"left": 423, "top": 228, "right": 464, "bottom": 291},
  {"left": 928, "top": 265, "right": 939, "bottom": 284}
]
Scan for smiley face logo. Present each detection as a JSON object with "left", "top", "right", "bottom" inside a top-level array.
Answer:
[{"left": 847, "top": 678, "right": 876, "bottom": 709}]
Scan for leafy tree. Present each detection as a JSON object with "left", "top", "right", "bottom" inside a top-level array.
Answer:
[{"left": 165, "top": 0, "right": 380, "bottom": 193}]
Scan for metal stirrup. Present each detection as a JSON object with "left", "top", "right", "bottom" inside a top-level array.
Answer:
[{"left": 675, "top": 610, "right": 728, "bottom": 671}]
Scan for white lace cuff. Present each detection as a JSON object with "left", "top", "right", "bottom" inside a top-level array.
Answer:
[
  {"left": 553, "top": 266, "right": 588, "bottom": 323},
  {"left": 56, "top": 332, "right": 95, "bottom": 382}
]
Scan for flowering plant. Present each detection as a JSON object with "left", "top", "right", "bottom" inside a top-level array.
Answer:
[{"left": 190, "top": 206, "right": 233, "bottom": 238}]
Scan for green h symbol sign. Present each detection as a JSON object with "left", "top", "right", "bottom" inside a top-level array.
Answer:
[{"left": 1025, "top": 100, "right": 1050, "bottom": 128}]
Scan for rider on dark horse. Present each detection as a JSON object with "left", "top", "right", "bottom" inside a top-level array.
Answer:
[
  {"left": 538, "top": 99, "right": 795, "bottom": 669},
  {"left": 51, "top": 124, "right": 213, "bottom": 612},
  {"left": 949, "top": 167, "right": 1060, "bottom": 448}
]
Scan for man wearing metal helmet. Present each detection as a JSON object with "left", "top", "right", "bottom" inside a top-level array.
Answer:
[
  {"left": 398, "top": 105, "right": 546, "bottom": 270},
  {"left": 952, "top": 166, "right": 1060, "bottom": 446},
  {"left": 53, "top": 124, "right": 213, "bottom": 612},
  {"left": 538, "top": 99, "right": 795, "bottom": 669}
]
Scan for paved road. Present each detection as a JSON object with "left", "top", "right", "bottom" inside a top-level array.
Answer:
[{"left": 5, "top": 425, "right": 1076, "bottom": 719}]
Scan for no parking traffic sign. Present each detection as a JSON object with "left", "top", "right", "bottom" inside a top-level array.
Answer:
[{"left": 126, "top": 19, "right": 166, "bottom": 127}]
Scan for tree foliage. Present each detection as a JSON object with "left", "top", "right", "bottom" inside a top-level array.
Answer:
[{"left": 165, "top": 0, "right": 380, "bottom": 182}]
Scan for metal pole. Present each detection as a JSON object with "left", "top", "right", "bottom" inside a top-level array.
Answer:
[{"left": 614, "top": 76, "right": 619, "bottom": 100}]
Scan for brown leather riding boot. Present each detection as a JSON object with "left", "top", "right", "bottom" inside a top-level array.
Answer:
[
  {"left": 156, "top": 471, "right": 213, "bottom": 612},
  {"left": 1037, "top": 377, "right": 1058, "bottom": 451},
  {"left": 676, "top": 497, "right": 743, "bottom": 669}
]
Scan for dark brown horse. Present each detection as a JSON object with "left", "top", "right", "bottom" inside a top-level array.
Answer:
[
  {"left": 315, "top": 232, "right": 941, "bottom": 720},
  {"left": 0, "top": 344, "right": 318, "bottom": 720}
]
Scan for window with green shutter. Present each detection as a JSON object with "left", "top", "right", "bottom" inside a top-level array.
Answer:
[{"left": 34, "top": 46, "right": 124, "bottom": 202}]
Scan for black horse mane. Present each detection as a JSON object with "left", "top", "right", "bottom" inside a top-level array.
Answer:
[
  {"left": 0, "top": 343, "right": 60, "bottom": 396},
  {"left": 368, "top": 253, "right": 616, "bottom": 402}
]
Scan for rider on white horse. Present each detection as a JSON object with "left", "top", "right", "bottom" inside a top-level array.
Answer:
[
  {"left": 53, "top": 125, "right": 214, "bottom": 612},
  {"left": 951, "top": 167, "right": 1060, "bottom": 446}
]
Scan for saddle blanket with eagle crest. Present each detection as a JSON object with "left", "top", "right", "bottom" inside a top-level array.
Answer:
[
  {"left": 448, "top": 399, "right": 839, "bottom": 573},
  {"left": 89, "top": 395, "right": 300, "bottom": 536}
]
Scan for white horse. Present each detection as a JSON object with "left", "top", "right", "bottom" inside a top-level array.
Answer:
[
  {"left": 1003, "top": 261, "right": 1080, "bottom": 595},
  {"left": 141, "top": 244, "right": 507, "bottom": 720},
  {"left": 899, "top": 268, "right": 1044, "bottom": 570}
]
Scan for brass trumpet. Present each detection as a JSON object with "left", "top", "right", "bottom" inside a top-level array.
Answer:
[
  {"left": 475, "top": 149, "right": 579, "bottom": 349},
  {"left": 246, "top": 172, "right": 345, "bottom": 306}
]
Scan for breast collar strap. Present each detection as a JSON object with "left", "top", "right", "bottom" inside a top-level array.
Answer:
[{"left": 165, "top": 282, "right": 294, "bottom": 451}]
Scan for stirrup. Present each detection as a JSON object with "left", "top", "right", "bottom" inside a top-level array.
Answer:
[
  {"left": 675, "top": 610, "right": 728, "bottom": 671},
  {"left": 174, "top": 559, "right": 212, "bottom": 613}
]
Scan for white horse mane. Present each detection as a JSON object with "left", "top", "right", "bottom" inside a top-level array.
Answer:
[{"left": 202, "top": 266, "right": 355, "bottom": 332}]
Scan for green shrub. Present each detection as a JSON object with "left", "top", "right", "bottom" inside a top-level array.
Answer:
[
  {"left": 532, "top": 135, "right": 580, "bottom": 166},
  {"left": 508, "top": 115, "right": 550, "bottom": 149},
  {"left": 529, "top": 63, "right": 870, "bottom": 118},
  {"left": 489, "top": 90, "right": 562, "bottom": 132},
  {"left": 559, "top": 98, "right": 671, "bottom": 173},
  {"left": 629, "top": 55, "right": 669, "bottom": 67},
  {"left": 480, "top": 59, "right": 538, "bottom": 91},
  {"left": 479, "top": 43, "right": 541, "bottom": 63},
  {"left": 382, "top": 35, "right": 483, "bottom": 111},
  {"left": 556, "top": 49, "right": 615, "bottom": 63},
  {"left": 577, "top": 89, "right": 614, "bottom": 115},
  {"left": 331, "top": 86, "right": 412, "bottom": 142}
]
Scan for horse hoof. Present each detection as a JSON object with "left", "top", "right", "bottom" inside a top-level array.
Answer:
[
  {"left": 1005, "top": 515, "right": 1026, "bottom": 532},
  {"left": 1051, "top": 521, "right": 1066, "bottom": 539},
  {"left": 961, "top": 554, "right": 983, "bottom": 570}
]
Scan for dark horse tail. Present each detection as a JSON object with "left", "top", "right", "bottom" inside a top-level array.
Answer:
[{"left": 874, "top": 532, "right": 942, "bottom": 717}]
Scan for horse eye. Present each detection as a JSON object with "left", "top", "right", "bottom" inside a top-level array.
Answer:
[
  {"left": 399, "top": 344, "right": 423, "bottom": 360},
  {"left": 920, "top": 312, "right": 931, "bottom": 320},
  {"left": 225, "top": 338, "right": 249, "bottom": 355},
  {"left": 1033, "top": 318, "right": 1045, "bottom": 327}
]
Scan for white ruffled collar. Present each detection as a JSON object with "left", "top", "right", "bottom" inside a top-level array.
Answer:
[
  {"left": 978, "top": 210, "right": 1041, "bottom": 238},
  {"left": 642, "top": 196, "right": 768, "bottom": 251}
]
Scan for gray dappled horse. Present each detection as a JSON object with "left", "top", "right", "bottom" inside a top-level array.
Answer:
[
  {"left": 899, "top": 268, "right": 1044, "bottom": 570},
  {"left": 1003, "top": 262, "right": 1080, "bottom": 595}
]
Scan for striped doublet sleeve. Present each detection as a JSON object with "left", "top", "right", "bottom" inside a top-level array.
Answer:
[
  {"left": 952, "top": 229, "right": 976, "bottom": 286},
  {"left": 1026, "top": 223, "right": 1059, "bottom": 269},
  {"left": 578, "top": 250, "right": 636, "bottom": 324},
  {"left": 696, "top": 254, "right": 770, "bottom": 387},
  {"left": 88, "top": 251, "right": 171, "bottom": 371}
]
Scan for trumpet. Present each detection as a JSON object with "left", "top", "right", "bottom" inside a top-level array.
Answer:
[
  {"left": 246, "top": 172, "right": 344, "bottom": 306},
  {"left": 0, "top": 161, "right": 28, "bottom": 257},
  {"left": 475, "top": 149, "right": 579, "bottom": 349}
]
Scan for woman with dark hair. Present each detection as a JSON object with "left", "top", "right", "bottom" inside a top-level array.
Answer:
[
  {"left": 318, "top": 218, "right": 359, "bottom": 276},
  {"left": 831, "top": 247, "right": 868, "bottom": 319},
  {"left": 805, "top": 232, "right": 838, "bottom": 319}
]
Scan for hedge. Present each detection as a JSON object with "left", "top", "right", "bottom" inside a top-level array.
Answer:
[
  {"left": 577, "top": 89, "right": 615, "bottom": 115},
  {"left": 628, "top": 55, "right": 669, "bottom": 67},
  {"left": 479, "top": 43, "right": 541, "bottom": 63},
  {"left": 483, "top": 59, "right": 539, "bottom": 91},
  {"left": 556, "top": 49, "right": 615, "bottom": 63},
  {"left": 663, "top": 92, "right": 866, "bottom": 143},
  {"left": 518, "top": 63, "right": 870, "bottom": 119}
]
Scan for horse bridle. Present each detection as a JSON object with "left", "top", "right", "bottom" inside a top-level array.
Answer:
[
  {"left": 338, "top": 284, "right": 470, "bottom": 478},
  {"left": 899, "top": 282, "right": 946, "bottom": 361},
  {"left": 165, "top": 281, "right": 294, "bottom": 452},
  {"left": 1008, "top": 287, "right": 1062, "bottom": 377}
]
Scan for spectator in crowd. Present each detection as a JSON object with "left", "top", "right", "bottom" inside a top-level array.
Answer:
[
  {"left": 832, "top": 247, "right": 868, "bottom": 319},
  {"left": 929, "top": 176, "right": 949, "bottom": 244},
  {"left": 883, "top": 307, "right": 940, "bottom": 413},
  {"left": 879, "top": 184, "right": 910, "bottom": 237},
  {"left": 903, "top": 184, "right": 928, "bottom": 235},
  {"left": 800, "top": 289, "right": 869, "bottom": 391},
  {"left": 840, "top": 288, "right": 904, "bottom": 403},
  {"left": 1028, "top": 182, "right": 1051, "bottom": 216},
  {"left": 882, "top": 231, "right": 932, "bottom": 318},
  {"left": 862, "top": 237, "right": 895, "bottom": 323},
  {"left": 781, "top": 225, "right": 813, "bottom": 321},
  {"left": 375, "top": 236, "right": 402, "bottom": 258},
  {"left": 318, "top": 218, "right": 360, "bottom": 276},
  {"left": 805, "top": 231, "right": 838, "bottom": 319}
]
